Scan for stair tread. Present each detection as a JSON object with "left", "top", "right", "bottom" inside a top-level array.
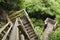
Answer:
[
  {"left": 27, "top": 29, "right": 34, "bottom": 33},
  {"left": 24, "top": 23, "right": 31, "bottom": 27},
  {"left": 28, "top": 31, "right": 35, "bottom": 35},
  {"left": 30, "top": 34, "right": 36, "bottom": 38},
  {"left": 25, "top": 26, "right": 32, "bottom": 30},
  {"left": 31, "top": 36, "right": 38, "bottom": 40},
  {"left": 21, "top": 18, "right": 29, "bottom": 25}
]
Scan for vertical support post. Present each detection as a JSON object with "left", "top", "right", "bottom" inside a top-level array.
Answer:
[
  {"left": 41, "top": 18, "right": 57, "bottom": 40},
  {"left": 21, "top": 34, "right": 25, "bottom": 40}
]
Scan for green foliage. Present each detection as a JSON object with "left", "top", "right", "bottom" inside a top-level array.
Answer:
[
  {"left": 49, "top": 27, "right": 60, "bottom": 40},
  {"left": 0, "top": 0, "right": 60, "bottom": 40},
  {"left": 0, "top": 0, "right": 21, "bottom": 10},
  {"left": 34, "top": 27, "right": 42, "bottom": 36},
  {"left": 48, "top": 14, "right": 60, "bottom": 40},
  {"left": 31, "top": 18, "right": 44, "bottom": 36},
  {"left": 0, "top": 0, "right": 4, "bottom": 2},
  {"left": 31, "top": 18, "right": 44, "bottom": 28},
  {"left": 20, "top": 0, "right": 44, "bottom": 13}
]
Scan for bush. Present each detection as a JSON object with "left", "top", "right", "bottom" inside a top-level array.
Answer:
[{"left": 49, "top": 27, "right": 60, "bottom": 40}]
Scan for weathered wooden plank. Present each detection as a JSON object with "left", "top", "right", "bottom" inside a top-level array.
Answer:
[
  {"left": 0, "top": 22, "right": 10, "bottom": 33},
  {"left": 10, "top": 13, "right": 22, "bottom": 20},
  {"left": 24, "top": 9, "right": 38, "bottom": 39},
  {"left": 2, "top": 22, "right": 13, "bottom": 40},
  {"left": 18, "top": 18, "right": 30, "bottom": 40},
  {"left": 9, "top": 9, "right": 24, "bottom": 18},
  {"left": 3, "top": 9, "right": 38, "bottom": 40},
  {"left": 24, "top": 9, "right": 38, "bottom": 35},
  {"left": 21, "top": 34, "right": 25, "bottom": 40},
  {"left": 16, "top": 27, "right": 19, "bottom": 40},
  {"left": 9, "top": 18, "right": 19, "bottom": 40}
]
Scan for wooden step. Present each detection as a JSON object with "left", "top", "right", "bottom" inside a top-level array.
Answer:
[
  {"left": 31, "top": 36, "right": 38, "bottom": 40},
  {"left": 7, "top": 9, "right": 38, "bottom": 40},
  {"left": 21, "top": 20, "right": 29, "bottom": 25},
  {"left": 20, "top": 17, "right": 38, "bottom": 39},
  {"left": 24, "top": 23, "right": 31, "bottom": 28},
  {"left": 25, "top": 26, "right": 32, "bottom": 30},
  {"left": 21, "top": 17, "right": 29, "bottom": 25},
  {"left": 30, "top": 34, "right": 36, "bottom": 38},
  {"left": 28, "top": 31, "right": 35, "bottom": 35},
  {"left": 27, "top": 28, "right": 33, "bottom": 31}
]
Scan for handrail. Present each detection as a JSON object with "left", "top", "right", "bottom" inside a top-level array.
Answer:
[
  {"left": 0, "top": 22, "right": 10, "bottom": 33},
  {"left": 24, "top": 9, "right": 38, "bottom": 37},
  {"left": 18, "top": 18, "right": 30, "bottom": 40},
  {"left": 0, "top": 16, "right": 13, "bottom": 40},
  {"left": 9, "top": 9, "right": 24, "bottom": 18},
  {"left": 8, "top": 9, "right": 25, "bottom": 20},
  {"left": 2, "top": 22, "right": 13, "bottom": 40}
]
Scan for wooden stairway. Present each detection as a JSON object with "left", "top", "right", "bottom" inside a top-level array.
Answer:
[
  {"left": 8, "top": 9, "right": 38, "bottom": 40},
  {"left": 18, "top": 16, "right": 38, "bottom": 40},
  {"left": 0, "top": 9, "right": 38, "bottom": 40},
  {"left": 0, "top": 20, "right": 13, "bottom": 40}
]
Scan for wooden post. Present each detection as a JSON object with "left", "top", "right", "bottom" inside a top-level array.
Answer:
[
  {"left": 41, "top": 18, "right": 57, "bottom": 40},
  {"left": 21, "top": 34, "right": 25, "bottom": 40},
  {"left": 9, "top": 18, "right": 19, "bottom": 40}
]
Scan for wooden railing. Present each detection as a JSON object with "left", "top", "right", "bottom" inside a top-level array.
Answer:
[{"left": 0, "top": 9, "right": 38, "bottom": 40}]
